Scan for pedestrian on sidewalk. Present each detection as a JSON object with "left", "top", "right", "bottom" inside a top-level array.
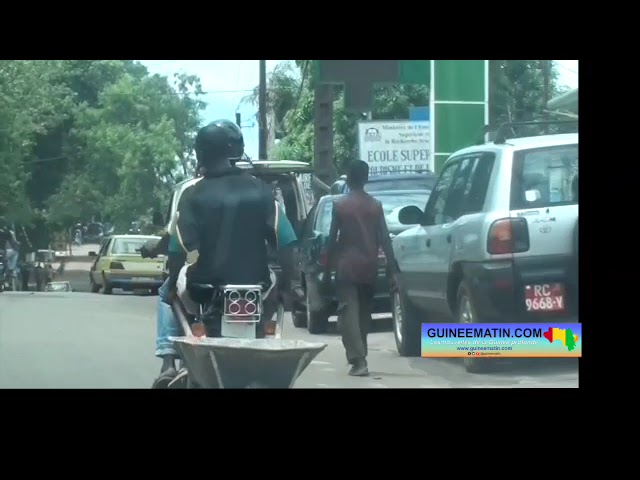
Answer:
[{"left": 323, "top": 160, "right": 399, "bottom": 377}]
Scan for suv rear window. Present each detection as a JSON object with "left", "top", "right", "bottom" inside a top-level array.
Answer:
[{"left": 510, "top": 143, "right": 578, "bottom": 210}]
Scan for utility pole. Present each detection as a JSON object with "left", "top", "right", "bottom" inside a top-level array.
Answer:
[
  {"left": 258, "top": 60, "right": 268, "bottom": 160},
  {"left": 542, "top": 60, "right": 551, "bottom": 106},
  {"left": 313, "top": 83, "right": 337, "bottom": 197},
  {"left": 542, "top": 59, "right": 551, "bottom": 133}
]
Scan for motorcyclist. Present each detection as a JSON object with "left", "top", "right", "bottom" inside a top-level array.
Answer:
[
  {"left": 72, "top": 223, "right": 83, "bottom": 245},
  {"left": 148, "top": 120, "right": 297, "bottom": 386},
  {"left": 142, "top": 168, "right": 203, "bottom": 385},
  {"left": 176, "top": 119, "right": 296, "bottom": 314},
  {"left": 0, "top": 218, "right": 21, "bottom": 284}
]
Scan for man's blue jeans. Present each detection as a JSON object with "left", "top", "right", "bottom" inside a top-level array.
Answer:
[{"left": 155, "top": 277, "right": 181, "bottom": 357}]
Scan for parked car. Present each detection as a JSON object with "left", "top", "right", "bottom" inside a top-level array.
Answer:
[
  {"left": 292, "top": 189, "right": 431, "bottom": 334},
  {"left": 330, "top": 169, "right": 437, "bottom": 195},
  {"left": 84, "top": 223, "right": 104, "bottom": 244},
  {"left": 391, "top": 123, "right": 578, "bottom": 373},
  {"left": 89, "top": 235, "right": 165, "bottom": 294}
]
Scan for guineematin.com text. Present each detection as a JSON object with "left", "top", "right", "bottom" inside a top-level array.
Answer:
[{"left": 424, "top": 327, "right": 542, "bottom": 338}]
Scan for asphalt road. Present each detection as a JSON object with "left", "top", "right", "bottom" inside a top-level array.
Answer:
[{"left": 0, "top": 289, "right": 579, "bottom": 389}]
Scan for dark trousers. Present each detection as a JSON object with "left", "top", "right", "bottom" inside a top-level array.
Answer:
[{"left": 336, "top": 282, "right": 374, "bottom": 365}]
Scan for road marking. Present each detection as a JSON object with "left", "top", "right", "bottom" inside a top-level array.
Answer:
[{"left": 311, "top": 360, "right": 332, "bottom": 365}]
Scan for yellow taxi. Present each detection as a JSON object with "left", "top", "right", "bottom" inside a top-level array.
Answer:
[{"left": 89, "top": 235, "right": 165, "bottom": 294}]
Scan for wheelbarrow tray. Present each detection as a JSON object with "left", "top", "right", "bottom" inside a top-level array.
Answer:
[{"left": 170, "top": 337, "right": 327, "bottom": 388}]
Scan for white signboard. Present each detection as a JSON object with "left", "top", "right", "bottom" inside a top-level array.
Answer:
[
  {"left": 299, "top": 173, "right": 315, "bottom": 206},
  {"left": 358, "top": 120, "right": 431, "bottom": 175}
]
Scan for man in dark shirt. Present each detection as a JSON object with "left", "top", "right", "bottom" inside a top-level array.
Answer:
[{"left": 323, "top": 160, "right": 399, "bottom": 376}]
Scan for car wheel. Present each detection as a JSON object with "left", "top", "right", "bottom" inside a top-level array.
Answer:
[
  {"left": 305, "top": 279, "right": 328, "bottom": 334},
  {"left": 102, "top": 273, "right": 113, "bottom": 295},
  {"left": 90, "top": 275, "right": 100, "bottom": 293},
  {"left": 392, "top": 288, "right": 422, "bottom": 357},
  {"left": 456, "top": 281, "right": 492, "bottom": 374}
]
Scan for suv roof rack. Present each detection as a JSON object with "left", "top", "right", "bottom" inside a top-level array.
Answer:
[
  {"left": 493, "top": 120, "right": 578, "bottom": 144},
  {"left": 372, "top": 167, "right": 433, "bottom": 175},
  {"left": 335, "top": 167, "right": 433, "bottom": 181}
]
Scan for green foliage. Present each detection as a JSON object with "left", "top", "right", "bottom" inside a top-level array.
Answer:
[
  {"left": 0, "top": 60, "right": 206, "bottom": 237},
  {"left": 259, "top": 60, "right": 565, "bottom": 176}
]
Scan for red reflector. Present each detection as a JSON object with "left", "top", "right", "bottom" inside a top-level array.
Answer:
[{"left": 494, "top": 279, "right": 512, "bottom": 289}]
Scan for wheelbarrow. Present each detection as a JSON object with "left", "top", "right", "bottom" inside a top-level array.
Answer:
[
  {"left": 166, "top": 279, "right": 327, "bottom": 388},
  {"left": 170, "top": 337, "right": 327, "bottom": 388}
]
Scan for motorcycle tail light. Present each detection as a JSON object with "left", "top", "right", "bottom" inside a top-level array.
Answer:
[{"left": 264, "top": 320, "right": 277, "bottom": 337}]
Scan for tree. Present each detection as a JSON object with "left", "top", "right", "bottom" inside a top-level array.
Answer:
[
  {"left": 242, "top": 61, "right": 302, "bottom": 141},
  {"left": 0, "top": 60, "right": 206, "bottom": 246},
  {"left": 250, "top": 60, "right": 564, "bottom": 179}
]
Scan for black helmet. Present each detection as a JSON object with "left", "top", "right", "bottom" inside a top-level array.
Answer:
[{"left": 195, "top": 119, "right": 244, "bottom": 168}]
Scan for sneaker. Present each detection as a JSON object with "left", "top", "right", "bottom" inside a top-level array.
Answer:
[
  {"left": 152, "top": 367, "right": 178, "bottom": 389},
  {"left": 348, "top": 362, "right": 369, "bottom": 377}
]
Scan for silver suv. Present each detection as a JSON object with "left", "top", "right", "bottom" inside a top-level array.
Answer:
[{"left": 391, "top": 123, "right": 578, "bottom": 372}]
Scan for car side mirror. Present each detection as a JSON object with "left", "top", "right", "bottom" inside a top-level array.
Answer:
[
  {"left": 398, "top": 206, "right": 424, "bottom": 225},
  {"left": 88, "top": 251, "right": 97, "bottom": 257},
  {"left": 152, "top": 211, "right": 165, "bottom": 227}
]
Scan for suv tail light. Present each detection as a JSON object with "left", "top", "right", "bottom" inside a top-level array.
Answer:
[{"left": 487, "top": 218, "right": 529, "bottom": 255}]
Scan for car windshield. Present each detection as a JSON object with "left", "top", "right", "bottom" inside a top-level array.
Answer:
[
  {"left": 510, "top": 143, "right": 578, "bottom": 210},
  {"left": 315, "top": 191, "right": 430, "bottom": 234},
  {"left": 111, "top": 238, "right": 149, "bottom": 255}
]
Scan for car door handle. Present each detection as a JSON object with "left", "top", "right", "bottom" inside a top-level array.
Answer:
[
  {"left": 446, "top": 235, "right": 452, "bottom": 243},
  {"left": 425, "top": 239, "right": 431, "bottom": 247}
]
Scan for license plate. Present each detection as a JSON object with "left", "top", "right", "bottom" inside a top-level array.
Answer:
[
  {"left": 221, "top": 321, "right": 256, "bottom": 339},
  {"left": 524, "top": 284, "right": 565, "bottom": 312}
]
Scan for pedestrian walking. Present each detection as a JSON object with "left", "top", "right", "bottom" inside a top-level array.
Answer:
[{"left": 323, "top": 160, "right": 399, "bottom": 376}]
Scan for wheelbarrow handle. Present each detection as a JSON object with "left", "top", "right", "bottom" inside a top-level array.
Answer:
[{"left": 274, "top": 301, "right": 285, "bottom": 339}]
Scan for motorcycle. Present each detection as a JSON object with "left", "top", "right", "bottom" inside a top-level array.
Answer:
[
  {"left": 0, "top": 251, "right": 21, "bottom": 292},
  {"left": 155, "top": 268, "right": 326, "bottom": 389}
]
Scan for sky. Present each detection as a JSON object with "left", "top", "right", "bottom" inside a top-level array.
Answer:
[{"left": 138, "top": 60, "right": 579, "bottom": 159}]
